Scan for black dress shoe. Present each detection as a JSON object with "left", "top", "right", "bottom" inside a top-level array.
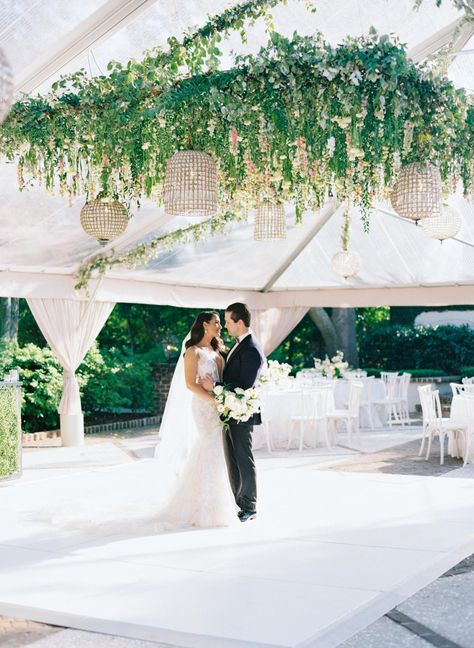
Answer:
[{"left": 239, "top": 510, "right": 257, "bottom": 522}]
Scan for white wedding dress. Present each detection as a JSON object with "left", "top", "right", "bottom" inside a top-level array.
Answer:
[
  {"left": 155, "top": 346, "right": 237, "bottom": 529},
  {"left": 34, "top": 345, "right": 237, "bottom": 534}
]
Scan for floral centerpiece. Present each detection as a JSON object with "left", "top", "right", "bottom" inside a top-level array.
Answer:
[
  {"left": 212, "top": 385, "right": 261, "bottom": 431},
  {"left": 257, "top": 360, "right": 292, "bottom": 386},
  {"left": 313, "top": 351, "right": 348, "bottom": 379}
]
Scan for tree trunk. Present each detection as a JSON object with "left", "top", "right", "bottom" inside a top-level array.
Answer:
[
  {"left": 0, "top": 297, "right": 19, "bottom": 343},
  {"left": 308, "top": 307, "right": 337, "bottom": 358},
  {"left": 331, "top": 307, "right": 359, "bottom": 367}
]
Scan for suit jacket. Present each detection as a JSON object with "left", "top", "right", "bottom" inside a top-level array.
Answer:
[{"left": 222, "top": 333, "right": 265, "bottom": 426}]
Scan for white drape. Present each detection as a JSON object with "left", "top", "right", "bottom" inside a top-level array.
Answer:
[
  {"left": 250, "top": 307, "right": 309, "bottom": 356},
  {"left": 27, "top": 298, "right": 115, "bottom": 415}
]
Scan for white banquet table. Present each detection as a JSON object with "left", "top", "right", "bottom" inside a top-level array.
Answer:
[
  {"left": 255, "top": 378, "right": 388, "bottom": 450},
  {"left": 448, "top": 396, "right": 474, "bottom": 463},
  {"left": 333, "top": 378, "right": 388, "bottom": 429},
  {"left": 256, "top": 387, "right": 335, "bottom": 450}
]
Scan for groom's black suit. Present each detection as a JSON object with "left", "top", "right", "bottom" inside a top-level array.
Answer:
[{"left": 222, "top": 333, "right": 264, "bottom": 514}]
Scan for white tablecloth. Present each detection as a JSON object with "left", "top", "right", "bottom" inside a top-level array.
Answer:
[
  {"left": 255, "top": 388, "right": 334, "bottom": 450},
  {"left": 333, "top": 378, "right": 387, "bottom": 428},
  {"left": 255, "top": 378, "right": 388, "bottom": 450},
  {"left": 448, "top": 396, "right": 474, "bottom": 462}
]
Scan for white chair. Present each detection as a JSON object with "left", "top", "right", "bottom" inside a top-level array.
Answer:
[
  {"left": 398, "top": 372, "right": 411, "bottom": 423},
  {"left": 450, "top": 382, "right": 466, "bottom": 397},
  {"left": 460, "top": 394, "right": 474, "bottom": 466},
  {"left": 418, "top": 386, "right": 468, "bottom": 465},
  {"left": 259, "top": 391, "right": 280, "bottom": 453},
  {"left": 327, "top": 381, "right": 363, "bottom": 445},
  {"left": 372, "top": 372, "right": 402, "bottom": 427},
  {"left": 358, "top": 376, "right": 375, "bottom": 430},
  {"left": 289, "top": 388, "right": 332, "bottom": 451},
  {"left": 462, "top": 377, "right": 474, "bottom": 385}
]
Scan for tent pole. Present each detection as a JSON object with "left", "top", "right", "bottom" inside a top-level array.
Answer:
[{"left": 261, "top": 200, "right": 339, "bottom": 293}]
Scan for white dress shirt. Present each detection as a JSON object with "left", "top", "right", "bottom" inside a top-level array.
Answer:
[{"left": 226, "top": 329, "right": 252, "bottom": 362}]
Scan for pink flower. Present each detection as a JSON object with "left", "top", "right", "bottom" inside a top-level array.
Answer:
[
  {"left": 229, "top": 128, "right": 239, "bottom": 148},
  {"left": 295, "top": 136, "right": 306, "bottom": 149},
  {"left": 102, "top": 153, "right": 109, "bottom": 166}
]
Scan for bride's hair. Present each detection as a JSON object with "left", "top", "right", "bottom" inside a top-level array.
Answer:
[{"left": 185, "top": 311, "right": 225, "bottom": 353}]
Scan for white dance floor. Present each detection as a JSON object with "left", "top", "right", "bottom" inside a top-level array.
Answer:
[{"left": 2, "top": 434, "right": 474, "bottom": 648}]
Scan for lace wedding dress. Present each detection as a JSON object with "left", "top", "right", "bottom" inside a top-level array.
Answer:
[
  {"left": 155, "top": 346, "right": 238, "bottom": 529},
  {"left": 35, "top": 346, "right": 237, "bottom": 534}
]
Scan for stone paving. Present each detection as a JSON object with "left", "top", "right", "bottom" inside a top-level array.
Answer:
[
  {"left": 323, "top": 438, "right": 464, "bottom": 477},
  {"left": 0, "top": 616, "right": 62, "bottom": 648}
]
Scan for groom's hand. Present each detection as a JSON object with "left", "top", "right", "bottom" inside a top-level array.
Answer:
[{"left": 199, "top": 376, "right": 215, "bottom": 392}]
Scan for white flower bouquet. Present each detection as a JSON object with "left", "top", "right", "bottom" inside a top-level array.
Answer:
[
  {"left": 313, "top": 350, "right": 348, "bottom": 379},
  {"left": 257, "top": 359, "right": 292, "bottom": 386},
  {"left": 212, "top": 385, "right": 261, "bottom": 431}
]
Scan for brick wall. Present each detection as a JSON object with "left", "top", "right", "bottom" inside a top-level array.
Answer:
[{"left": 153, "top": 363, "right": 176, "bottom": 414}]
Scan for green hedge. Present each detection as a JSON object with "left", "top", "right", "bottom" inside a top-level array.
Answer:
[
  {"left": 359, "top": 325, "right": 474, "bottom": 374},
  {"left": 0, "top": 342, "right": 160, "bottom": 432},
  {"left": 461, "top": 366, "right": 474, "bottom": 378}
]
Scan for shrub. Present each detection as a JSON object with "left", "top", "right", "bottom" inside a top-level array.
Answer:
[
  {"left": 0, "top": 342, "right": 160, "bottom": 432},
  {"left": 0, "top": 342, "right": 63, "bottom": 432},
  {"left": 79, "top": 345, "right": 157, "bottom": 417},
  {"left": 461, "top": 366, "right": 474, "bottom": 378},
  {"left": 359, "top": 325, "right": 474, "bottom": 374}
]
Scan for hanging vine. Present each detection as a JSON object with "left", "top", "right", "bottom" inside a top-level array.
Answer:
[{"left": 0, "top": 0, "right": 473, "bottom": 287}]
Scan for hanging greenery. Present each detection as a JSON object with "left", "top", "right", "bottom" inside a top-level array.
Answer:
[
  {"left": 0, "top": 0, "right": 473, "bottom": 286},
  {"left": 0, "top": 386, "right": 21, "bottom": 479}
]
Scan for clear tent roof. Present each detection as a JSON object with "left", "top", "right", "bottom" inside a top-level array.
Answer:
[{"left": 0, "top": 0, "right": 474, "bottom": 308}]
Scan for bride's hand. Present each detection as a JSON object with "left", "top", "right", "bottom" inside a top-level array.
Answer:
[{"left": 199, "top": 375, "right": 215, "bottom": 392}]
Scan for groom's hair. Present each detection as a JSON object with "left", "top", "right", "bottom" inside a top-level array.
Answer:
[{"left": 226, "top": 302, "right": 251, "bottom": 327}]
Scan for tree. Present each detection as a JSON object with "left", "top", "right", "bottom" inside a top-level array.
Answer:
[
  {"left": 308, "top": 307, "right": 358, "bottom": 365},
  {"left": 0, "top": 298, "right": 19, "bottom": 343}
]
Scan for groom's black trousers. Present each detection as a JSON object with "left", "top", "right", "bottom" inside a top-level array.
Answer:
[{"left": 223, "top": 422, "right": 257, "bottom": 513}]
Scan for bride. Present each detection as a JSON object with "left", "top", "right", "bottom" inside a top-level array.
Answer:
[
  {"left": 38, "top": 311, "right": 237, "bottom": 533},
  {"left": 154, "top": 310, "right": 238, "bottom": 529}
]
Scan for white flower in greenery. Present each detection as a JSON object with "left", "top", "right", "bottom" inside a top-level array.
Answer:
[
  {"left": 349, "top": 70, "right": 362, "bottom": 85},
  {"left": 334, "top": 116, "right": 351, "bottom": 129},
  {"left": 348, "top": 147, "right": 365, "bottom": 161},
  {"left": 326, "top": 136, "right": 336, "bottom": 157},
  {"left": 213, "top": 385, "right": 224, "bottom": 396},
  {"left": 141, "top": 142, "right": 151, "bottom": 150},
  {"left": 322, "top": 67, "right": 338, "bottom": 81}
]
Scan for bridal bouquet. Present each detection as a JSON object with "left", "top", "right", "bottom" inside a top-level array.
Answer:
[
  {"left": 313, "top": 350, "right": 348, "bottom": 379},
  {"left": 212, "top": 385, "right": 261, "bottom": 430},
  {"left": 257, "top": 359, "right": 292, "bottom": 386}
]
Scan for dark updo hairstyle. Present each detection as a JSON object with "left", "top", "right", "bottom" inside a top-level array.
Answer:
[
  {"left": 226, "top": 302, "right": 251, "bottom": 327},
  {"left": 185, "top": 311, "right": 225, "bottom": 353}
]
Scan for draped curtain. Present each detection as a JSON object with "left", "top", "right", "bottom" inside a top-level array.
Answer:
[
  {"left": 27, "top": 298, "right": 115, "bottom": 415},
  {"left": 251, "top": 307, "right": 308, "bottom": 356}
]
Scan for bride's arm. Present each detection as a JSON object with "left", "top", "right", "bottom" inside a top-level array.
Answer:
[{"left": 184, "top": 348, "right": 217, "bottom": 405}]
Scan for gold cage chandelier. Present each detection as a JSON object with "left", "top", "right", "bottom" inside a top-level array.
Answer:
[
  {"left": 80, "top": 197, "right": 129, "bottom": 245},
  {"left": 253, "top": 202, "right": 287, "bottom": 241},
  {"left": 391, "top": 163, "right": 442, "bottom": 222},
  {"left": 164, "top": 151, "right": 218, "bottom": 217}
]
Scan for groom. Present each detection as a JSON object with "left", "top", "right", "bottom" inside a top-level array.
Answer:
[{"left": 201, "top": 302, "right": 264, "bottom": 522}]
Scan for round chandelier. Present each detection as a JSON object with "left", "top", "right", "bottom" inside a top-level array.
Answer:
[
  {"left": 421, "top": 204, "right": 462, "bottom": 241},
  {"left": 254, "top": 202, "right": 286, "bottom": 240},
  {"left": 391, "top": 163, "right": 441, "bottom": 222},
  {"left": 80, "top": 197, "right": 129, "bottom": 245},
  {"left": 331, "top": 250, "right": 362, "bottom": 278},
  {"left": 0, "top": 46, "right": 14, "bottom": 124},
  {"left": 164, "top": 150, "right": 218, "bottom": 217}
]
